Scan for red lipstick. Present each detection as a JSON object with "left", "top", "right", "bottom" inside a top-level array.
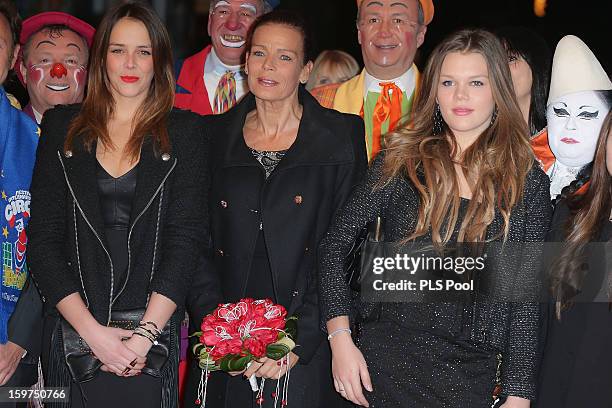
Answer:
[
  {"left": 120, "top": 76, "right": 139, "bottom": 83},
  {"left": 560, "top": 137, "right": 579, "bottom": 144}
]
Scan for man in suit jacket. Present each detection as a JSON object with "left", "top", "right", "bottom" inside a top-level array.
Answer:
[
  {"left": 174, "top": 0, "right": 278, "bottom": 115},
  {"left": 0, "top": 3, "right": 40, "bottom": 406},
  {"left": 311, "top": 0, "right": 433, "bottom": 160}
]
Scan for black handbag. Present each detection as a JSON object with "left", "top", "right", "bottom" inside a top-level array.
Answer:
[
  {"left": 60, "top": 308, "right": 171, "bottom": 383},
  {"left": 344, "top": 216, "right": 384, "bottom": 292}
]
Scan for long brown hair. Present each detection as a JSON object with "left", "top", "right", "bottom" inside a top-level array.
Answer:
[
  {"left": 64, "top": 2, "right": 175, "bottom": 159},
  {"left": 550, "top": 110, "right": 612, "bottom": 317},
  {"left": 383, "top": 28, "right": 533, "bottom": 246}
]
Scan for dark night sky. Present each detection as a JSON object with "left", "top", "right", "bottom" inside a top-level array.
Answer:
[
  {"left": 7, "top": 0, "right": 610, "bottom": 101},
  {"left": 282, "top": 0, "right": 610, "bottom": 74}
]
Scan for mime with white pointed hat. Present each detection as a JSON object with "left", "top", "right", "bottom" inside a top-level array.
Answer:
[{"left": 531, "top": 35, "right": 612, "bottom": 202}]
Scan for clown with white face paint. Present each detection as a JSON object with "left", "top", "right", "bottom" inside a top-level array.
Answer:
[
  {"left": 174, "top": 0, "right": 278, "bottom": 115},
  {"left": 16, "top": 12, "right": 94, "bottom": 124},
  {"left": 531, "top": 35, "right": 612, "bottom": 201}
]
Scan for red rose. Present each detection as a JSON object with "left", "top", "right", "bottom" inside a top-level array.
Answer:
[
  {"left": 243, "top": 337, "right": 266, "bottom": 358},
  {"left": 250, "top": 328, "right": 278, "bottom": 345},
  {"left": 210, "top": 338, "right": 243, "bottom": 361}
]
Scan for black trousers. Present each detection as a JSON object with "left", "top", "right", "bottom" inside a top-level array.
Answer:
[{"left": 0, "top": 361, "right": 38, "bottom": 408}]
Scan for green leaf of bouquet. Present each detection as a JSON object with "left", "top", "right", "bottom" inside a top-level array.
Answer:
[
  {"left": 219, "top": 355, "right": 250, "bottom": 372},
  {"left": 284, "top": 316, "right": 298, "bottom": 340},
  {"left": 266, "top": 336, "right": 296, "bottom": 360}
]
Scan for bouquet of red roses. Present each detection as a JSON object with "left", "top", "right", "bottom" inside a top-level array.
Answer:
[{"left": 192, "top": 298, "right": 298, "bottom": 407}]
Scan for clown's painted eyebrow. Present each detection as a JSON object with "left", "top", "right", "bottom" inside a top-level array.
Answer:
[
  {"left": 578, "top": 105, "right": 597, "bottom": 110},
  {"left": 35, "top": 39, "right": 82, "bottom": 52},
  {"left": 365, "top": 1, "right": 409, "bottom": 8},
  {"left": 240, "top": 3, "right": 257, "bottom": 13}
]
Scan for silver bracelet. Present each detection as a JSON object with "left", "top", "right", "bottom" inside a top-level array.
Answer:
[{"left": 327, "top": 327, "right": 352, "bottom": 341}]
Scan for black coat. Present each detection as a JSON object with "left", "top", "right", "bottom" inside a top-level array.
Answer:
[
  {"left": 27, "top": 104, "right": 209, "bottom": 323},
  {"left": 206, "top": 89, "right": 366, "bottom": 362},
  {"left": 184, "top": 88, "right": 366, "bottom": 408},
  {"left": 536, "top": 203, "right": 612, "bottom": 407}
]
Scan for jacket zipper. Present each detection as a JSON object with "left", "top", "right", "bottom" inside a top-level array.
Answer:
[
  {"left": 112, "top": 158, "right": 177, "bottom": 306},
  {"left": 58, "top": 152, "right": 115, "bottom": 325}
]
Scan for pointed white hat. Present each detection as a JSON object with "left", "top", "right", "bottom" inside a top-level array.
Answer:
[{"left": 547, "top": 35, "right": 612, "bottom": 105}]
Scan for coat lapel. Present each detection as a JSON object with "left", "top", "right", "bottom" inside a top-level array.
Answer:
[
  {"left": 130, "top": 137, "right": 175, "bottom": 226},
  {"left": 60, "top": 141, "right": 106, "bottom": 242}
]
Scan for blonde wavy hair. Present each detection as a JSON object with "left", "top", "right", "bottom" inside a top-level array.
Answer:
[{"left": 382, "top": 28, "right": 533, "bottom": 246}]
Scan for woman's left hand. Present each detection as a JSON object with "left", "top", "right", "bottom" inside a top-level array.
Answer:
[
  {"left": 499, "top": 396, "right": 530, "bottom": 408},
  {"left": 244, "top": 352, "right": 300, "bottom": 380},
  {"left": 101, "top": 335, "right": 150, "bottom": 377}
]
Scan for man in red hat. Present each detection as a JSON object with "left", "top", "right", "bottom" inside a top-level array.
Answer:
[
  {"left": 311, "top": 0, "right": 433, "bottom": 161},
  {"left": 174, "top": 0, "right": 277, "bottom": 116},
  {"left": 16, "top": 11, "right": 94, "bottom": 124}
]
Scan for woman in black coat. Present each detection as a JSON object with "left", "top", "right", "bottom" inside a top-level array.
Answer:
[
  {"left": 27, "top": 4, "right": 208, "bottom": 407},
  {"left": 537, "top": 111, "right": 612, "bottom": 407},
  {"left": 184, "top": 10, "right": 366, "bottom": 408}
]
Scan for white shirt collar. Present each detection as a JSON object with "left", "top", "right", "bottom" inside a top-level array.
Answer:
[
  {"left": 204, "top": 47, "right": 246, "bottom": 80},
  {"left": 364, "top": 65, "right": 415, "bottom": 97},
  {"left": 32, "top": 106, "right": 43, "bottom": 124}
]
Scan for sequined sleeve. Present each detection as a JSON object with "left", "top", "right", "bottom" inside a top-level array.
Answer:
[
  {"left": 318, "top": 153, "right": 398, "bottom": 324},
  {"left": 503, "top": 167, "right": 552, "bottom": 400}
]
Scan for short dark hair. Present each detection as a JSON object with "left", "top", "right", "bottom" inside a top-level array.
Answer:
[
  {"left": 0, "top": 0, "right": 21, "bottom": 52},
  {"left": 246, "top": 10, "right": 313, "bottom": 65},
  {"left": 497, "top": 26, "right": 552, "bottom": 135},
  {"left": 22, "top": 24, "right": 89, "bottom": 63}
]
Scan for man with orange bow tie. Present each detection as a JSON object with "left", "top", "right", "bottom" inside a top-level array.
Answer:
[{"left": 311, "top": 0, "right": 433, "bottom": 160}]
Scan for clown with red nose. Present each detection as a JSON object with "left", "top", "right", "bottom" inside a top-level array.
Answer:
[{"left": 15, "top": 12, "right": 95, "bottom": 124}]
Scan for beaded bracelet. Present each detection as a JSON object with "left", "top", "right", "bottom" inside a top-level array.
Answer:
[
  {"left": 327, "top": 327, "right": 352, "bottom": 341},
  {"left": 133, "top": 326, "right": 159, "bottom": 345}
]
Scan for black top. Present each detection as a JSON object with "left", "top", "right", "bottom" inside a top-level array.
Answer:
[
  {"left": 96, "top": 162, "right": 138, "bottom": 294},
  {"left": 318, "top": 153, "right": 552, "bottom": 400},
  {"left": 244, "top": 149, "right": 287, "bottom": 302},
  {"left": 537, "top": 203, "right": 612, "bottom": 407}
]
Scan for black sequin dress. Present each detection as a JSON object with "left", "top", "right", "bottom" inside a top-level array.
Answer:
[{"left": 319, "top": 154, "right": 552, "bottom": 407}]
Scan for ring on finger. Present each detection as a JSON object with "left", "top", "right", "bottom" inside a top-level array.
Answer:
[{"left": 122, "top": 367, "right": 131, "bottom": 375}]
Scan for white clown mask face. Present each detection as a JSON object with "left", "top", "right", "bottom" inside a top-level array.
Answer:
[{"left": 547, "top": 90, "right": 610, "bottom": 168}]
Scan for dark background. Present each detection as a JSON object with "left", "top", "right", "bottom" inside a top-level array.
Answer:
[{"left": 6, "top": 0, "right": 610, "bottom": 101}]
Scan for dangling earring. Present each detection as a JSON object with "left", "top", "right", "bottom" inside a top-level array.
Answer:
[
  {"left": 490, "top": 106, "right": 498, "bottom": 126},
  {"left": 433, "top": 103, "right": 444, "bottom": 135}
]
